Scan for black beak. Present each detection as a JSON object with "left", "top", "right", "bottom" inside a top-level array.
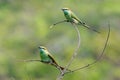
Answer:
[{"left": 38, "top": 46, "right": 41, "bottom": 49}]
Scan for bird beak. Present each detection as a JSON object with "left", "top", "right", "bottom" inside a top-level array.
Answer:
[{"left": 38, "top": 46, "right": 41, "bottom": 49}]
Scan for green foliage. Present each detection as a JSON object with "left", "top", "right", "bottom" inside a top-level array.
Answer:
[{"left": 0, "top": 0, "right": 120, "bottom": 80}]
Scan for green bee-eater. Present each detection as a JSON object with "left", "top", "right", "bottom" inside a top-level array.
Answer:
[
  {"left": 61, "top": 8, "right": 100, "bottom": 33},
  {"left": 50, "top": 8, "right": 100, "bottom": 33},
  {"left": 38, "top": 46, "right": 65, "bottom": 70}
]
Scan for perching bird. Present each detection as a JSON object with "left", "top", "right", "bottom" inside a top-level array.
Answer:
[
  {"left": 61, "top": 8, "right": 100, "bottom": 33},
  {"left": 38, "top": 46, "right": 65, "bottom": 70}
]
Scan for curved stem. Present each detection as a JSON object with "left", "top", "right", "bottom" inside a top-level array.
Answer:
[
  {"left": 56, "top": 24, "right": 81, "bottom": 80},
  {"left": 65, "top": 24, "right": 81, "bottom": 69},
  {"left": 68, "top": 22, "right": 110, "bottom": 73}
]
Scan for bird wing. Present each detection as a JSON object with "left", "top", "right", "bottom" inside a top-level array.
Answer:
[
  {"left": 71, "top": 11, "right": 83, "bottom": 23},
  {"left": 47, "top": 51, "right": 58, "bottom": 65},
  {"left": 48, "top": 54, "right": 58, "bottom": 65}
]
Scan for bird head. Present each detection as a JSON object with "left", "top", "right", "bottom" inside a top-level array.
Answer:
[
  {"left": 38, "top": 46, "right": 49, "bottom": 54},
  {"left": 61, "top": 8, "right": 69, "bottom": 11},
  {"left": 38, "top": 46, "right": 47, "bottom": 51}
]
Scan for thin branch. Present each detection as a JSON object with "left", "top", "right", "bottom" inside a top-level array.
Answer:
[
  {"left": 56, "top": 24, "right": 81, "bottom": 80},
  {"left": 23, "top": 59, "right": 70, "bottom": 74},
  {"left": 50, "top": 20, "right": 68, "bottom": 28},
  {"left": 66, "top": 22, "right": 110, "bottom": 73},
  {"left": 23, "top": 59, "right": 42, "bottom": 62}
]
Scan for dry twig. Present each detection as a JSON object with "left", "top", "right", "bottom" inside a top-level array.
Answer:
[{"left": 66, "top": 22, "right": 110, "bottom": 74}]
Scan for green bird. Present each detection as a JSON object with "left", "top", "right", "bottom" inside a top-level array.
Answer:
[
  {"left": 61, "top": 8, "right": 100, "bottom": 33},
  {"left": 38, "top": 46, "right": 65, "bottom": 70}
]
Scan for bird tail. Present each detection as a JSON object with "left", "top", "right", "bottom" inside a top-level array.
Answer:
[
  {"left": 78, "top": 22, "right": 100, "bottom": 33},
  {"left": 58, "top": 65, "right": 71, "bottom": 72},
  {"left": 50, "top": 61, "right": 71, "bottom": 71},
  {"left": 59, "top": 66, "right": 65, "bottom": 70}
]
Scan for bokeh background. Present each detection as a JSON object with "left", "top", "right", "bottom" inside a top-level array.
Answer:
[{"left": 0, "top": 0, "right": 120, "bottom": 80}]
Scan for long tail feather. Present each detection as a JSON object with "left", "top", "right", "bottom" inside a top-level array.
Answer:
[{"left": 78, "top": 22, "right": 100, "bottom": 33}]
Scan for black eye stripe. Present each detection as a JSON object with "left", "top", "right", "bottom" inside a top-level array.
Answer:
[
  {"left": 42, "top": 47, "right": 46, "bottom": 50},
  {"left": 39, "top": 46, "right": 46, "bottom": 50}
]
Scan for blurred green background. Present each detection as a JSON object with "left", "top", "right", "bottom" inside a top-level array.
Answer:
[{"left": 0, "top": 0, "right": 120, "bottom": 80}]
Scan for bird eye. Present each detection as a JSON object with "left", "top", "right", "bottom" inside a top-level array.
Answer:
[{"left": 42, "top": 47, "right": 46, "bottom": 50}]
